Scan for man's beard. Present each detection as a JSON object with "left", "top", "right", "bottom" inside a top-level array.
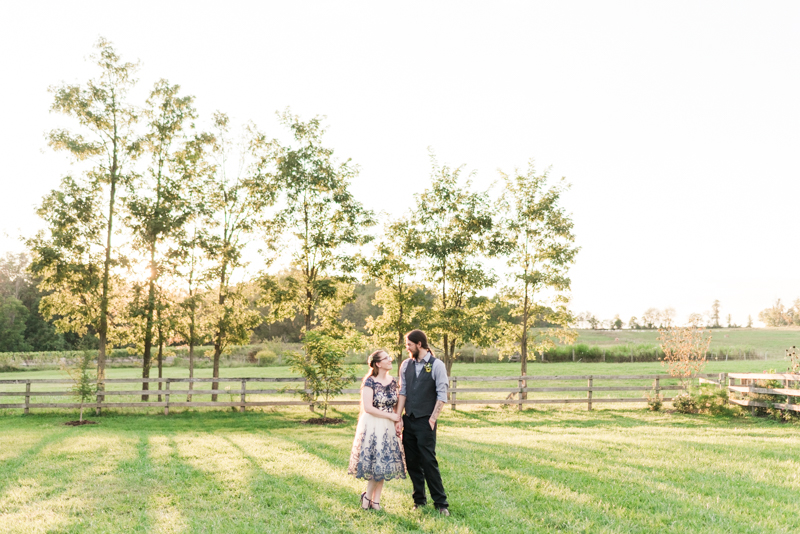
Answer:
[{"left": 409, "top": 346, "right": 420, "bottom": 358}]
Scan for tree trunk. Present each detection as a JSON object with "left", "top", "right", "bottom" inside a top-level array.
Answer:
[
  {"left": 520, "top": 284, "right": 529, "bottom": 400},
  {"left": 212, "top": 268, "right": 227, "bottom": 402},
  {"left": 157, "top": 313, "right": 164, "bottom": 403},
  {"left": 188, "top": 314, "right": 195, "bottom": 402},
  {"left": 142, "top": 267, "right": 156, "bottom": 401},
  {"left": 96, "top": 146, "right": 118, "bottom": 414}
]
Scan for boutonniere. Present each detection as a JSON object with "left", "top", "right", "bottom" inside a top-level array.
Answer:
[{"left": 424, "top": 363, "right": 432, "bottom": 373}]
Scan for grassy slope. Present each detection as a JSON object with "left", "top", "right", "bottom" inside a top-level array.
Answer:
[
  {"left": 573, "top": 328, "right": 800, "bottom": 356},
  {"left": 0, "top": 409, "right": 798, "bottom": 533}
]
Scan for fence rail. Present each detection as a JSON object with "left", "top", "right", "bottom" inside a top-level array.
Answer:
[
  {"left": 726, "top": 372, "right": 800, "bottom": 413},
  {"left": 0, "top": 373, "right": 725, "bottom": 415}
]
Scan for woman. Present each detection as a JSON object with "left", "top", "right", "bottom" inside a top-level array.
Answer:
[{"left": 348, "top": 349, "right": 406, "bottom": 510}]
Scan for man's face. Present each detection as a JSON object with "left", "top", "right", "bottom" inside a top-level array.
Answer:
[{"left": 405, "top": 338, "right": 421, "bottom": 358}]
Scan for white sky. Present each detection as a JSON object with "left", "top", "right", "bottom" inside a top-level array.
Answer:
[{"left": 1, "top": 1, "right": 799, "bottom": 327}]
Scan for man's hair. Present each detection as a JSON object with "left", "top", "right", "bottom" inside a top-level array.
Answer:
[{"left": 406, "top": 329, "right": 433, "bottom": 355}]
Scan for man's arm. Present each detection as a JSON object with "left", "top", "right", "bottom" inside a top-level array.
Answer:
[
  {"left": 429, "top": 359, "right": 449, "bottom": 429},
  {"left": 395, "top": 395, "right": 406, "bottom": 436}
]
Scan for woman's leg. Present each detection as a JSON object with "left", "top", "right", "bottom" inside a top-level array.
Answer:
[
  {"left": 364, "top": 479, "right": 379, "bottom": 508},
  {"left": 370, "top": 480, "right": 385, "bottom": 509}
]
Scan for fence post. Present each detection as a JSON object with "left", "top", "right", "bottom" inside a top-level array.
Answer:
[
  {"left": 164, "top": 379, "right": 170, "bottom": 416},
  {"left": 24, "top": 381, "right": 30, "bottom": 415},
  {"left": 572, "top": 349, "right": 575, "bottom": 362},
  {"left": 96, "top": 380, "right": 104, "bottom": 416},
  {"left": 518, "top": 378, "right": 524, "bottom": 411},
  {"left": 240, "top": 379, "right": 247, "bottom": 413},
  {"left": 587, "top": 376, "right": 593, "bottom": 411},
  {"left": 451, "top": 377, "right": 457, "bottom": 411},
  {"left": 654, "top": 377, "right": 660, "bottom": 401}
]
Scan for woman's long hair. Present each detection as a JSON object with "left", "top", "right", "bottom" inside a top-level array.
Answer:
[
  {"left": 406, "top": 329, "right": 434, "bottom": 357},
  {"left": 362, "top": 350, "right": 387, "bottom": 385}
]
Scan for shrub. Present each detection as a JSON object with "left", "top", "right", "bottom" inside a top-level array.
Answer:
[
  {"left": 256, "top": 349, "right": 277, "bottom": 366},
  {"left": 672, "top": 393, "right": 697, "bottom": 414},
  {"left": 646, "top": 390, "right": 663, "bottom": 411}
]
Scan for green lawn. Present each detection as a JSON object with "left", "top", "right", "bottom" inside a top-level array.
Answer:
[{"left": 0, "top": 407, "right": 798, "bottom": 533}]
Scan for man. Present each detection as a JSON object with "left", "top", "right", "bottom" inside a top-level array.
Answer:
[{"left": 395, "top": 329, "right": 450, "bottom": 515}]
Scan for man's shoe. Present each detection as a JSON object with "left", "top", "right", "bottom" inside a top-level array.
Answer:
[
  {"left": 437, "top": 508, "right": 450, "bottom": 516},
  {"left": 412, "top": 503, "right": 426, "bottom": 511}
]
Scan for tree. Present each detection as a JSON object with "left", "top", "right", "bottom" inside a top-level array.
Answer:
[
  {"left": 687, "top": 313, "right": 704, "bottom": 327},
  {"left": 661, "top": 307, "right": 676, "bottom": 328},
  {"left": 287, "top": 331, "right": 357, "bottom": 420},
  {"left": 747, "top": 315, "right": 753, "bottom": 328},
  {"left": 263, "top": 111, "right": 375, "bottom": 336},
  {"left": 202, "top": 113, "right": 276, "bottom": 400},
  {"left": 32, "top": 38, "right": 140, "bottom": 386},
  {"left": 494, "top": 162, "right": 578, "bottom": 383},
  {"left": 125, "top": 80, "right": 197, "bottom": 400},
  {"left": 65, "top": 351, "right": 98, "bottom": 423},
  {"left": 170, "top": 132, "right": 215, "bottom": 400},
  {"left": 658, "top": 326, "right": 712, "bottom": 388},
  {"left": 641, "top": 308, "right": 659, "bottom": 329},
  {"left": 403, "top": 155, "right": 498, "bottom": 375},
  {"left": 710, "top": 300, "right": 721, "bottom": 328},
  {"left": 612, "top": 315, "right": 623, "bottom": 330},
  {"left": 364, "top": 221, "right": 429, "bottom": 363},
  {"left": 0, "top": 296, "right": 31, "bottom": 352},
  {"left": 758, "top": 299, "right": 788, "bottom": 327},
  {"left": 628, "top": 316, "right": 640, "bottom": 330}
]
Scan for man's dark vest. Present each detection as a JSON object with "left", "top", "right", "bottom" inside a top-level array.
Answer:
[{"left": 404, "top": 354, "right": 439, "bottom": 418}]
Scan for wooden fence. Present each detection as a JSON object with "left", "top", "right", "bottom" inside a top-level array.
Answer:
[
  {"left": 449, "top": 373, "right": 722, "bottom": 410},
  {"left": 726, "top": 373, "right": 800, "bottom": 412},
  {"left": 0, "top": 373, "right": 723, "bottom": 414}
]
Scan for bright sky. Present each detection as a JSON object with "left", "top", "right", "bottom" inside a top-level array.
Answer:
[{"left": 2, "top": 1, "right": 799, "bottom": 327}]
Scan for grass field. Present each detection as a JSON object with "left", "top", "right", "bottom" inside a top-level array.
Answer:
[
  {"left": 1, "top": 405, "right": 799, "bottom": 533},
  {"left": 573, "top": 328, "right": 800, "bottom": 358}
]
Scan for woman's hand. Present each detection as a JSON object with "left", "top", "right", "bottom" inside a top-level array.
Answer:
[{"left": 388, "top": 412, "right": 401, "bottom": 422}]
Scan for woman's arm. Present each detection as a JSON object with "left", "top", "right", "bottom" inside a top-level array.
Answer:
[{"left": 361, "top": 386, "right": 400, "bottom": 421}]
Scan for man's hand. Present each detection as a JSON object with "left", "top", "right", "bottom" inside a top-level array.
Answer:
[{"left": 428, "top": 417, "right": 436, "bottom": 430}]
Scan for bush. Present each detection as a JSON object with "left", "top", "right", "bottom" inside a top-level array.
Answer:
[
  {"left": 256, "top": 349, "right": 277, "bottom": 366},
  {"left": 672, "top": 393, "right": 697, "bottom": 414},
  {"left": 646, "top": 390, "right": 663, "bottom": 411}
]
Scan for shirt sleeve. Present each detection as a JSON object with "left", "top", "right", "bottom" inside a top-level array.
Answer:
[
  {"left": 398, "top": 359, "right": 408, "bottom": 396},
  {"left": 432, "top": 359, "right": 448, "bottom": 403}
]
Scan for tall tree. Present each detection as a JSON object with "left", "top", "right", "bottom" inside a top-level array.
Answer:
[
  {"left": 125, "top": 80, "right": 196, "bottom": 400},
  {"left": 494, "top": 162, "right": 578, "bottom": 389},
  {"left": 31, "top": 38, "right": 140, "bottom": 385},
  {"left": 171, "top": 134, "right": 215, "bottom": 401},
  {"left": 203, "top": 113, "right": 276, "bottom": 400},
  {"left": 364, "top": 221, "right": 430, "bottom": 363},
  {"left": 263, "top": 112, "right": 375, "bottom": 336},
  {"left": 710, "top": 300, "right": 721, "bottom": 328},
  {"left": 404, "top": 155, "right": 497, "bottom": 375}
]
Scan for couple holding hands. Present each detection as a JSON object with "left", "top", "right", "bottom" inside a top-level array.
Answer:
[{"left": 347, "top": 329, "right": 450, "bottom": 516}]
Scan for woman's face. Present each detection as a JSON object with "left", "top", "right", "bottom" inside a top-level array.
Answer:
[{"left": 377, "top": 352, "right": 394, "bottom": 371}]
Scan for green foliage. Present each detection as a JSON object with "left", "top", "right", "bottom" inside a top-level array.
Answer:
[
  {"left": 673, "top": 385, "right": 736, "bottom": 417},
  {"left": 646, "top": 390, "right": 663, "bottom": 411},
  {"left": 0, "top": 296, "right": 32, "bottom": 352},
  {"left": 255, "top": 348, "right": 277, "bottom": 366},
  {"left": 364, "top": 224, "right": 431, "bottom": 361},
  {"left": 30, "top": 37, "right": 141, "bottom": 381},
  {"left": 287, "top": 331, "right": 357, "bottom": 418},
  {"left": 402, "top": 153, "right": 498, "bottom": 374},
  {"left": 672, "top": 393, "right": 698, "bottom": 414},
  {"left": 263, "top": 112, "right": 375, "bottom": 335},
  {"left": 494, "top": 161, "right": 579, "bottom": 375}
]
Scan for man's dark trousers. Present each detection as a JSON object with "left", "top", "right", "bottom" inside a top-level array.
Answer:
[{"left": 402, "top": 414, "right": 448, "bottom": 508}]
